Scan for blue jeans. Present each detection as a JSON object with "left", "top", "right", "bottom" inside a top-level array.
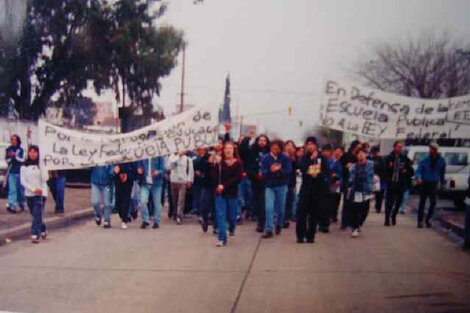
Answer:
[
  {"left": 27, "top": 196, "right": 46, "bottom": 236},
  {"left": 91, "top": 184, "right": 112, "bottom": 222},
  {"left": 141, "top": 184, "right": 163, "bottom": 224},
  {"left": 215, "top": 196, "right": 238, "bottom": 243},
  {"left": 191, "top": 182, "right": 202, "bottom": 215},
  {"left": 8, "top": 173, "right": 25, "bottom": 210},
  {"left": 238, "top": 177, "right": 253, "bottom": 214},
  {"left": 49, "top": 176, "right": 66, "bottom": 213},
  {"left": 265, "top": 185, "right": 288, "bottom": 232},
  {"left": 399, "top": 189, "right": 410, "bottom": 213}
]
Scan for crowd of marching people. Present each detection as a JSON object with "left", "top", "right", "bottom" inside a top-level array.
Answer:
[{"left": 5, "top": 131, "right": 469, "bottom": 249}]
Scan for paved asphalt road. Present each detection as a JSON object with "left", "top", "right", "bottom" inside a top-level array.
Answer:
[{"left": 0, "top": 208, "right": 469, "bottom": 313}]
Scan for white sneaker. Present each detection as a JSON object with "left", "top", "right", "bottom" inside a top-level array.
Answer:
[
  {"left": 351, "top": 229, "right": 359, "bottom": 238},
  {"left": 121, "top": 222, "right": 128, "bottom": 229},
  {"left": 215, "top": 240, "right": 225, "bottom": 247}
]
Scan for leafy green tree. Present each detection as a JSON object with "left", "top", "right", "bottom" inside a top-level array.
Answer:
[{"left": 0, "top": 0, "right": 184, "bottom": 121}]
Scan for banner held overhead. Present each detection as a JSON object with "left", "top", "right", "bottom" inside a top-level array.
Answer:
[
  {"left": 39, "top": 103, "right": 220, "bottom": 170},
  {"left": 320, "top": 80, "right": 470, "bottom": 139}
]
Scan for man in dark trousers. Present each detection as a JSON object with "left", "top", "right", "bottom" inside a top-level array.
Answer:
[
  {"left": 239, "top": 131, "right": 270, "bottom": 233},
  {"left": 296, "top": 137, "right": 330, "bottom": 243},
  {"left": 415, "top": 143, "right": 446, "bottom": 228},
  {"left": 369, "top": 146, "right": 387, "bottom": 213},
  {"left": 384, "top": 141, "right": 414, "bottom": 226}
]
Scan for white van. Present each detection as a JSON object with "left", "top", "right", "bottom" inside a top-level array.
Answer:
[{"left": 406, "top": 145, "right": 470, "bottom": 209}]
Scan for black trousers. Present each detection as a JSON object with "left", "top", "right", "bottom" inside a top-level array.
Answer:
[
  {"left": 418, "top": 182, "right": 438, "bottom": 223},
  {"left": 319, "top": 194, "right": 332, "bottom": 230},
  {"left": 330, "top": 193, "right": 341, "bottom": 222},
  {"left": 285, "top": 184, "right": 295, "bottom": 222},
  {"left": 250, "top": 179, "right": 266, "bottom": 229},
  {"left": 341, "top": 189, "right": 351, "bottom": 228},
  {"left": 350, "top": 200, "right": 370, "bottom": 229},
  {"left": 296, "top": 189, "right": 323, "bottom": 241},
  {"left": 374, "top": 189, "right": 385, "bottom": 213},
  {"left": 385, "top": 185, "right": 404, "bottom": 221},
  {"left": 115, "top": 180, "right": 133, "bottom": 223}
]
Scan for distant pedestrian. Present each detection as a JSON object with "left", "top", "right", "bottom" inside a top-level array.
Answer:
[
  {"left": 383, "top": 141, "right": 414, "bottom": 226},
  {"left": 90, "top": 165, "right": 114, "bottom": 228},
  {"left": 261, "top": 140, "right": 292, "bottom": 238},
  {"left": 239, "top": 132, "right": 270, "bottom": 233},
  {"left": 347, "top": 148, "right": 374, "bottom": 238},
  {"left": 296, "top": 137, "right": 330, "bottom": 243},
  {"left": 167, "top": 151, "right": 194, "bottom": 224},
  {"left": 113, "top": 163, "right": 136, "bottom": 229},
  {"left": 20, "top": 145, "right": 48, "bottom": 244},
  {"left": 340, "top": 140, "right": 362, "bottom": 229},
  {"left": 283, "top": 140, "right": 297, "bottom": 228},
  {"left": 369, "top": 146, "right": 386, "bottom": 214},
  {"left": 47, "top": 170, "right": 66, "bottom": 215},
  {"left": 5, "top": 134, "right": 25, "bottom": 213},
  {"left": 464, "top": 173, "right": 470, "bottom": 250},
  {"left": 211, "top": 142, "right": 243, "bottom": 246},
  {"left": 415, "top": 143, "right": 446, "bottom": 228},
  {"left": 329, "top": 147, "right": 343, "bottom": 223},
  {"left": 137, "top": 157, "right": 165, "bottom": 229}
]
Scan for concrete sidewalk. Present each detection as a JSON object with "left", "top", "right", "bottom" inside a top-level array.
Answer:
[
  {"left": 0, "top": 209, "right": 469, "bottom": 313},
  {"left": 0, "top": 187, "right": 93, "bottom": 244}
]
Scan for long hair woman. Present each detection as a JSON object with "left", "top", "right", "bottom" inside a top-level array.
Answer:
[
  {"left": 211, "top": 141, "right": 243, "bottom": 247},
  {"left": 20, "top": 145, "right": 49, "bottom": 243}
]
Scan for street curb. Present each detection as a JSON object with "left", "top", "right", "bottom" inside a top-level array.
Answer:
[
  {"left": 436, "top": 215, "right": 464, "bottom": 237},
  {"left": 0, "top": 208, "right": 94, "bottom": 245}
]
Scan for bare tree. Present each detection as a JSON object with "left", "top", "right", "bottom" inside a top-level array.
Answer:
[{"left": 354, "top": 34, "right": 470, "bottom": 99}]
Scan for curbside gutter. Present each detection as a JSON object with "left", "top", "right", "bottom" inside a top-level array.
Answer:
[{"left": 0, "top": 208, "right": 94, "bottom": 245}]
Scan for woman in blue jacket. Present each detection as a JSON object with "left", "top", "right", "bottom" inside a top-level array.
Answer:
[
  {"left": 5, "top": 134, "right": 25, "bottom": 213},
  {"left": 348, "top": 148, "right": 374, "bottom": 238}
]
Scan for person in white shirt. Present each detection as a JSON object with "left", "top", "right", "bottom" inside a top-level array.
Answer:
[
  {"left": 167, "top": 151, "right": 194, "bottom": 224},
  {"left": 20, "top": 145, "right": 49, "bottom": 244}
]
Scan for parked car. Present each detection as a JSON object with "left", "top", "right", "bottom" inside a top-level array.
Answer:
[{"left": 407, "top": 145, "right": 470, "bottom": 209}]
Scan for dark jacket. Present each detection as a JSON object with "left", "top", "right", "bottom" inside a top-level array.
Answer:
[
  {"left": 5, "top": 145, "right": 25, "bottom": 174},
  {"left": 113, "top": 162, "right": 136, "bottom": 186},
  {"left": 299, "top": 153, "right": 330, "bottom": 198},
  {"left": 340, "top": 151, "right": 357, "bottom": 190},
  {"left": 211, "top": 159, "right": 243, "bottom": 197},
  {"left": 384, "top": 152, "right": 414, "bottom": 188},
  {"left": 260, "top": 152, "right": 293, "bottom": 188},
  {"left": 239, "top": 136, "right": 270, "bottom": 179},
  {"left": 193, "top": 153, "right": 213, "bottom": 188}
]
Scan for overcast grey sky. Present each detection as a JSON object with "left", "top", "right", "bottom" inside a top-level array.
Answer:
[{"left": 155, "top": 0, "right": 470, "bottom": 141}]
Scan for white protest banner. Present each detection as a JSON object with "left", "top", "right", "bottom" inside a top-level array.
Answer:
[
  {"left": 319, "top": 80, "right": 470, "bottom": 139},
  {"left": 39, "top": 102, "right": 220, "bottom": 170}
]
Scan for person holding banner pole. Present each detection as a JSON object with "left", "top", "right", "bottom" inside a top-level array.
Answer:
[
  {"left": 20, "top": 145, "right": 48, "bottom": 244},
  {"left": 167, "top": 151, "right": 194, "bottom": 225},
  {"left": 113, "top": 163, "right": 136, "bottom": 230},
  {"left": 90, "top": 165, "right": 114, "bottom": 228},
  {"left": 5, "top": 134, "right": 26, "bottom": 214},
  {"left": 137, "top": 156, "right": 165, "bottom": 229}
]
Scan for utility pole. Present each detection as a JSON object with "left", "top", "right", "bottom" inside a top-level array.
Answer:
[{"left": 179, "top": 45, "right": 186, "bottom": 113}]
